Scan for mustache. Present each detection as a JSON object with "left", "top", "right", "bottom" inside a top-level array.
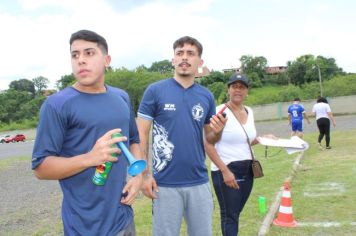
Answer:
[{"left": 178, "top": 62, "right": 191, "bottom": 67}]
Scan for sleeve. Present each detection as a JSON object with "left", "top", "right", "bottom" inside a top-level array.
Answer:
[
  {"left": 326, "top": 104, "right": 331, "bottom": 112},
  {"left": 301, "top": 105, "right": 305, "bottom": 113},
  {"left": 128, "top": 97, "right": 140, "bottom": 145},
  {"left": 205, "top": 92, "right": 216, "bottom": 124},
  {"left": 32, "top": 100, "right": 66, "bottom": 169},
  {"left": 137, "top": 85, "right": 156, "bottom": 121}
]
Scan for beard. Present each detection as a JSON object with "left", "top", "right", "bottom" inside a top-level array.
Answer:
[
  {"left": 176, "top": 70, "right": 193, "bottom": 77},
  {"left": 175, "top": 64, "right": 194, "bottom": 77}
]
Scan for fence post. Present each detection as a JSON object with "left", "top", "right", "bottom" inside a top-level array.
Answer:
[{"left": 277, "top": 102, "right": 283, "bottom": 120}]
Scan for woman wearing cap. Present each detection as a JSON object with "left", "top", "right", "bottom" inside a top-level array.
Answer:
[
  {"left": 205, "top": 73, "right": 259, "bottom": 236},
  {"left": 312, "top": 97, "right": 336, "bottom": 149}
]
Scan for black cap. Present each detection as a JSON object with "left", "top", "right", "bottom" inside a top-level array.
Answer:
[{"left": 227, "top": 73, "right": 249, "bottom": 88}]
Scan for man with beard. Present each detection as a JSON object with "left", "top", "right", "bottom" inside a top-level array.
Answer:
[{"left": 137, "top": 36, "right": 225, "bottom": 236}]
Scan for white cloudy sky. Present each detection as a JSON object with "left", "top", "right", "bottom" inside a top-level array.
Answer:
[{"left": 0, "top": 0, "right": 355, "bottom": 90}]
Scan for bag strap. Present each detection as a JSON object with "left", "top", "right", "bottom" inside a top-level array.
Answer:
[{"left": 225, "top": 102, "right": 256, "bottom": 161}]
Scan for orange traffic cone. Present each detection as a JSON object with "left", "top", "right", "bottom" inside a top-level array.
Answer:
[{"left": 273, "top": 181, "right": 297, "bottom": 227}]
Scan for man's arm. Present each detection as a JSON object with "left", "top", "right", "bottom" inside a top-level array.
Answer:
[
  {"left": 136, "top": 117, "right": 152, "bottom": 175},
  {"left": 303, "top": 112, "right": 310, "bottom": 124},
  {"left": 287, "top": 113, "right": 291, "bottom": 126},
  {"left": 34, "top": 128, "right": 125, "bottom": 180},
  {"left": 120, "top": 142, "right": 144, "bottom": 205},
  {"left": 136, "top": 117, "right": 158, "bottom": 199}
]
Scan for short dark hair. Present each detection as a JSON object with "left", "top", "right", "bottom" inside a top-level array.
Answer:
[
  {"left": 317, "top": 97, "right": 328, "bottom": 103},
  {"left": 173, "top": 36, "right": 203, "bottom": 57},
  {"left": 70, "top": 30, "right": 108, "bottom": 54},
  {"left": 294, "top": 97, "right": 300, "bottom": 102}
]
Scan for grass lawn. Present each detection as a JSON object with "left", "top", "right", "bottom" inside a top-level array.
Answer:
[
  {"left": 2, "top": 129, "right": 354, "bottom": 235},
  {"left": 133, "top": 129, "right": 356, "bottom": 235}
]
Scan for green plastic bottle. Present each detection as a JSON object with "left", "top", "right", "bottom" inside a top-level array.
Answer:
[
  {"left": 258, "top": 196, "right": 266, "bottom": 214},
  {"left": 92, "top": 144, "right": 117, "bottom": 186}
]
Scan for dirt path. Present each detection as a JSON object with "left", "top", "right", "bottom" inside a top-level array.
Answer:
[{"left": 0, "top": 160, "right": 62, "bottom": 235}]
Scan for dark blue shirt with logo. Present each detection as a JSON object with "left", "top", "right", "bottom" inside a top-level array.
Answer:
[
  {"left": 32, "top": 85, "right": 138, "bottom": 236},
  {"left": 138, "top": 78, "right": 215, "bottom": 187}
]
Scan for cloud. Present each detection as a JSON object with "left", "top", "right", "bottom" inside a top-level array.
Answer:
[{"left": 0, "top": 0, "right": 355, "bottom": 90}]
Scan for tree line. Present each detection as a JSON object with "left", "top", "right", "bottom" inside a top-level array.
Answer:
[{"left": 0, "top": 55, "right": 352, "bottom": 126}]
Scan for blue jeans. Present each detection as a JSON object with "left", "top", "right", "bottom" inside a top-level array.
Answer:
[{"left": 212, "top": 160, "right": 254, "bottom": 236}]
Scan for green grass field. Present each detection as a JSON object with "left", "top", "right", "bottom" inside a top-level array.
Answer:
[
  {"left": 1, "top": 129, "right": 354, "bottom": 235},
  {"left": 133, "top": 130, "right": 356, "bottom": 236}
]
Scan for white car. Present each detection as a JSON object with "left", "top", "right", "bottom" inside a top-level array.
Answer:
[{"left": 0, "top": 134, "right": 11, "bottom": 144}]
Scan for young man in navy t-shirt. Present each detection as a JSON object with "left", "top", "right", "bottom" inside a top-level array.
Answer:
[
  {"left": 32, "top": 30, "right": 143, "bottom": 236},
  {"left": 137, "top": 36, "right": 226, "bottom": 236}
]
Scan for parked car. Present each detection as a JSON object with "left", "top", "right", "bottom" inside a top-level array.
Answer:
[
  {"left": 4, "top": 134, "right": 26, "bottom": 143},
  {"left": 0, "top": 134, "right": 11, "bottom": 143}
]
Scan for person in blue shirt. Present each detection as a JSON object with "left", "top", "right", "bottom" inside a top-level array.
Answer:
[
  {"left": 32, "top": 30, "right": 143, "bottom": 236},
  {"left": 137, "top": 36, "right": 225, "bottom": 236},
  {"left": 287, "top": 97, "right": 310, "bottom": 138}
]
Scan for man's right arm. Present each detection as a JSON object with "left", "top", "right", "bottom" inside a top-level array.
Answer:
[
  {"left": 287, "top": 113, "right": 291, "bottom": 125},
  {"left": 136, "top": 116, "right": 158, "bottom": 199},
  {"left": 136, "top": 117, "right": 152, "bottom": 176},
  {"left": 34, "top": 128, "right": 125, "bottom": 180}
]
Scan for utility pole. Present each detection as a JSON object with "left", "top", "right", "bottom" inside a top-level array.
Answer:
[{"left": 316, "top": 64, "right": 323, "bottom": 97}]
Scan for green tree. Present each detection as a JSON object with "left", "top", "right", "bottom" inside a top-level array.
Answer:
[
  {"left": 9, "top": 78, "right": 35, "bottom": 96},
  {"left": 32, "top": 76, "right": 49, "bottom": 95},
  {"left": 56, "top": 74, "right": 75, "bottom": 90},
  {"left": 248, "top": 72, "right": 263, "bottom": 88},
  {"left": 199, "top": 71, "right": 231, "bottom": 87},
  {"left": 240, "top": 55, "right": 268, "bottom": 85},
  {"left": 207, "top": 82, "right": 227, "bottom": 104},
  {"left": 148, "top": 60, "right": 174, "bottom": 74},
  {"left": 105, "top": 68, "right": 168, "bottom": 112},
  {"left": 287, "top": 54, "right": 343, "bottom": 86},
  {"left": 0, "top": 89, "right": 33, "bottom": 123},
  {"left": 135, "top": 65, "right": 149, "bottom": 73},
  {"left": 315, "top": 56, "right": 344, "bottom": 80}
]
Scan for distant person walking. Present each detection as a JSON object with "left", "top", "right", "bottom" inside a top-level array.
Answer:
[
  {"left": 312, "top": 97, "right": 336, "bottom": 149},
  {"left": 287, "top": 97, "right": 310, "bottom": 138}
]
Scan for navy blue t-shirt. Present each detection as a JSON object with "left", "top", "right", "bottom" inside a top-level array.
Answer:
[
  {"left": 138, "top": 78, "right": 216, "bottom": 187},
  {"left": 32, "top": 85, "right": 139, "bottom": 236}
]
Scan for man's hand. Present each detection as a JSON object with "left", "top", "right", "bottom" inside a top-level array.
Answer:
[
  {"left": 141, "top": 175, "right": 159, "bottom": 199},
  {"left": 209, "top": 113, "right": 227, "bottom": 134},
  {"left": 86, "top": 129, "right": 127, "bottom": 167},
  {"left": 120, "top": 174, "right": 144, "bottom": 205}
]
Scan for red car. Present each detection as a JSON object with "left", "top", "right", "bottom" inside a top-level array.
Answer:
[{"left": 4, "top": 134, "right": 26, "bottom": 143}]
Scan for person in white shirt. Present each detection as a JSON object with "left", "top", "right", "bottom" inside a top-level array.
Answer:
[
  {"left": 204, "top": 74, "right": 258, "bottom": 236},
  {"left": 312, "top": 97, "right": 336, "bottom": 149}
]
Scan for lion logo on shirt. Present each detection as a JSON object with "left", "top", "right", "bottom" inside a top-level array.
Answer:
[{"left": 152, "top": 121, "right": 174, "bottom": 173}]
